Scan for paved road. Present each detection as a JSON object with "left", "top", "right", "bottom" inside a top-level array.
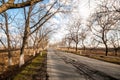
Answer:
[
  {"left": 47, "top": 49, "right": 85, "bottom": 80},
  {"left": 47, "top": 49, "right": 120, "bottom": 80}
]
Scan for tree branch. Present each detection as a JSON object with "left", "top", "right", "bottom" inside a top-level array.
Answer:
[{"left": 0, "top": 0, "right": 43, "bottom": 13}]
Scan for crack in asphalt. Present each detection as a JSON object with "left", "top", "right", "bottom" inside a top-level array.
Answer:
[{"left": 55, "top": 51, "right": 118, "bottom": 80}]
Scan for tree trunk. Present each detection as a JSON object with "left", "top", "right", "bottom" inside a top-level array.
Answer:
[
  {"left": 7, "top": 30, "right": 12, "bottom": 66},
  {"left": 4, "top": 12, "right": 12, "bottom": 66},
  {"left": 75, "top": 43, "right": 78, "bottom": 53},
  {"left": 19, "top": 36, "right": 27, "bottom": 67},
  {"left": 19, "top": 25, "right": 30, "bottom": 67},
  {"left": 102, "top": 33, "right": 108, "bottom": 56},
  {"left": 82, "top": 41, "right": 86, "bottom": 54},
  {"left": 68, "top": 43, "right": 70, "bottom": 50},
  {"left": 33, "top": 50, "right": 36, "bottom": 56},
  {"left": 19, "top": 5, "right": 31, "bottom": 67},
  {"left": 8, "top": 50, "right": 12, "bottom": 66},
  {"left": 105, "top": 43, "right": 108, "bottom": 56},
  {"left": 19, "top": 51, "right": 24, "bottom": 67}
]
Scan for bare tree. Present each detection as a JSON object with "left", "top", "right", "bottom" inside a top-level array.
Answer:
[
  {"left": 88, "top": 37, "right": 100, "bottom": 54},
  {"left": 79, "top": 28, "right": 88, "bottom": 53},
  {"left": 67, "top": 18, "right": 82, "bottom": 52},
  {"left": 0, "top": 0, "right": 76, "bottom": 67},
  {"left": 3, "top": 12, "right": 13, "bottom": 66},
  {"left": 30, "top": 25, "right": 54, "bottom": 56},
  {"left": 19, "top": 0, "right": 68, "bottom": 67},
  {"left": 65, "top": 34, "right": 72, "bottom": 50},
  {"left": 0, "top": 0, "right": 17, "bottom": 65},
  {"left": 19, "top": 4, "right": 32, "bottom": 67},
  {"left": 109, "top": 31, "right": 120, "bottom": 56},
  {"left": 39, "top": 36, "right": 49, "bottom": 50},
  {"left": 89, "top": 1, "right": 118, "bottom": 56}
]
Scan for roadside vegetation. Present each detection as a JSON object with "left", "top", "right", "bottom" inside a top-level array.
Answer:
[
  {"left": 13, "top": 51, "right": 47, "bottom": 80},
  {"left": 49, "top": 0, "right": 120, "bottom": 65},
  {"left": 0, "top": 50, "right": 47, "bottom": 80},
  {"left": 57, "top": 48, "right": 120, "bottom": 65},
  {"left": 0, "top": 0, "right": 75, "bottom": 79}
]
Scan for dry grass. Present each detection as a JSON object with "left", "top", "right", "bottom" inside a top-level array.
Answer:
[
  {"left": 89, "top": 55, "right": 120, "bottom": 65},
  {"left": 0, "top": 49, "right": 41, "bottom": 74},
  {"left": 13, "top": 51, "right": 47, "bottom": 80}
]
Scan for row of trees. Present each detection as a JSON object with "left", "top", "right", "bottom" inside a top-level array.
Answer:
[
  {"left": 0, "top": 0, "right": 72, "bottom": 68},
  {"left": 65, "top": 18, "right": 88, "bottom": 52},
  {"left": 63, "top": 0, "right": 120, "bottom": 56}
]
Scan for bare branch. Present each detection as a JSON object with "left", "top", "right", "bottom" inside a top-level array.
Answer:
[{"left": 0, "top": 0, "right": 43, "bottom": 13}]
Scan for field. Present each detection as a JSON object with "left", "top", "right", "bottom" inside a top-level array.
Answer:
[
  {"left": 0, "top": 48, "right": 43, "bottom": 76},
  {"left": 58, "top": 47, "right": 120, "bottom": 65}
]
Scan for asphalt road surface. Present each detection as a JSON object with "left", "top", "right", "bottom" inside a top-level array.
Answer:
[{"left": 47, "top": 49, "right": 120, "bottom": 80}]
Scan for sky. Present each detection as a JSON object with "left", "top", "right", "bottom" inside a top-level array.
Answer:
[
  {"left": 0, "top": 0, "right": 119, "bottom": 48},
  {"left": 49, "top": 0, "right": 97, "bottom": 44},
  {"left": 0, "top": 0, "right": 98, "bottom": 47}
]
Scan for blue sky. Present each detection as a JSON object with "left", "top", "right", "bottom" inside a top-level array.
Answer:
[{"left": 0, "top": 0, "right": 98, "bottom": 47}]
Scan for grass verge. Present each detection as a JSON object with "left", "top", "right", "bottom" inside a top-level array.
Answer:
[
  {"left": 13, "top": 51, "right": 47, "bottom": 80},
  {"left": 58, "top": 49, "right": 120, "bottom": 65}
]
